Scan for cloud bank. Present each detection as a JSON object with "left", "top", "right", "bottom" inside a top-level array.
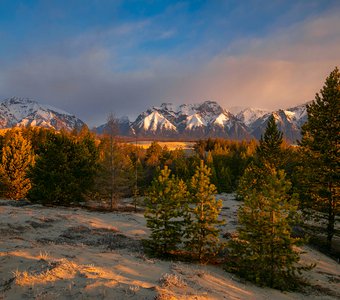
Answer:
[{"left": 1, "top": 3, "right": 339, "bottom": 126}]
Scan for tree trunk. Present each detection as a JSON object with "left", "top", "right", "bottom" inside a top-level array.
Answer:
[{"left": 326, "top": 182, "right": 335, "bottom": 251}]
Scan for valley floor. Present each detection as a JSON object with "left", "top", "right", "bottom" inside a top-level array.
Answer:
[{"left": 0, "top": 195, "right": 339, "bottom": 299}]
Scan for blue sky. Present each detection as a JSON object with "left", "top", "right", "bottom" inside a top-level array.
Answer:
[{"left": 0, "top": 0, "right": 339, "bottom": 125}]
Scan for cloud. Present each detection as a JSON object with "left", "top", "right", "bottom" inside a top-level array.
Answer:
[
  {"left": 1, "top": 4, "right": 339, "bottom": 126},
  {"left": 169, "top": 7, "right": 340, "bottom": 110}
]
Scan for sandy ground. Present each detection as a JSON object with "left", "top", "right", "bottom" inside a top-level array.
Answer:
[{"left": 0, "top": 195, "right": 339, "bottom": 300}]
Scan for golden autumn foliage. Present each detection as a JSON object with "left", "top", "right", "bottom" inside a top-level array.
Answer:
[{"left": 0, "top": 128, "right": 35, "bottom": 199}]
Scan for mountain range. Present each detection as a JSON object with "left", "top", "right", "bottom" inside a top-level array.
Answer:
[
  {"left": 98, "top": 100, "right": 308, "bottom": 143},
  {"left": 0, "top": 97, "right": 308, "bottom": 143}
]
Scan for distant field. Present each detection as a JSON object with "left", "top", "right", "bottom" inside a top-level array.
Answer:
[{"left": 127, "top": 141, "right": 195, "bottom": 150}]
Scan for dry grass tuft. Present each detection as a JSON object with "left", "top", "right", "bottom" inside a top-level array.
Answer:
[
  {"left": 38, "top": 251, "right": 50, "bottom": 261},
  {"left": 159, "top": 273, "right": 187, "bottom": 288},
  {"left": 13, "top": 259, "right": 78, "bottom": 286}
]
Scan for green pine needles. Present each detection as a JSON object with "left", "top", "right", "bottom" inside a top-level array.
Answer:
[
  {"left": 186, "top": 160, "right": 224, "bottom": 261},
  {"left": 144, "top": 161, "right": 224, "bottom": 262},
  {"left": 144, "top": 166, "right": 189, "bottom": 256},
  {"left": 299, "top": 67, "right": 340, "bottom": 251},
  {"left": 226, "top": 113, "right": 314, "bottom": 290},
  {"left": 228, "top": 163, "right": 312, "bottom": 289}
]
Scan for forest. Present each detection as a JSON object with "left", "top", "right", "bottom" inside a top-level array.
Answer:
[{"left": 0, "top": 67, "right": 339, "bottom": 291}]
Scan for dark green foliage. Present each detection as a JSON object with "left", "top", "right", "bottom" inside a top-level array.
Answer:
[
  {"left": 194, "top": 139, "right": 257, "bottom": 192},
  {"left": 299, "top": 67, "right": 340, "bottom": 250},
  {"left": 21, "top": 126, "right": 55, "bottom": 155},
  {"left": 227, "top": 116, "right": 313, "bottom": 290},
  {"left": 256, "top": 115, "right": 283, "bottom": 165},
  {"left": 144, "top": 161, "right": 224, "bottom": 262},
  {"left": 144, "top": 166, "right": 189, "bottom": 256},
  {"left": 185, "top": 160, "right": 224, "bottom": 262},
  {"left": 227, "top": 163, "right": 312, "bottom": 290},
  {"left": 28, "top": 131, "right": 99, "bottom": 205}
]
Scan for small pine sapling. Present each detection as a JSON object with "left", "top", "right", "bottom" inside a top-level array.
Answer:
[
  {"left": 186, "top": 160, "right": 224, "bottom": 262},
  {"left": 144, "top": 166, "right": 189, "bottom": 257}
]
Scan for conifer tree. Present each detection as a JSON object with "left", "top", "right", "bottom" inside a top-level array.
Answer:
[
  {"left": 229, "top": 118, "right": 313, "bottom": 289},
  {"left": 219, "top": 166, "right": 233, "bottom": 193},
  {"left": 227, "top": 163, "right": 310, "bottom": 289},
  {"left": 299, "top": 67, "right": 340, "bottom": 250},
  {"left": 105, "top": 113, "right": 120, "bottom": 209},
  {"left": 28, "top": 131, "right": 98, "bottom": 205},
  {"left": 0, "top": 129, "right": 35, "bottom": 199},
  {"left": 144, "top": 166, "right": 189, "bottom": 256},
  {"left": 186, "top": 160, "right": 224, "bottom": 262},
  {"left": 205, "top": 151, "right": 219, "bottom": 191},
  {"left": 238, "top": 115, "right": 284, "bottom": 200},
  {"left": 95, "top": 137, "right": 135, "bottom": 208},
  {"left": 256, "top": 114, "right": 283, "bottom": 165}
]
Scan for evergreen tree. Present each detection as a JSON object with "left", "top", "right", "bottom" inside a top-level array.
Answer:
[
  {"left": 95, "top": 137, "right": 134, "bottom": 208},
  {"left": 0, "top": 129, "right": 35, "bottom": 199},
  {"left": 28, "top": 132, "right": 98, "bottom": 205},
  {"left": 299, "top": 67, "right": 340, "bottom": 250},
  {"left": 256, "top": 115, "right": 283, "bottom": 165},
  {"left": 237, "top": 118, "right": 284, "bottom": 200},
  {"left": 219, "top": 166, "right": 233, "bottom": 193},
  {"left": 205, "top": 151, "right": 219, "bottom": 191},
  {"left": 186, "top": 160, "right": 224, "bottom": 262},
  {"left": 144, "top": 166, "right": 189, "bottom": 256},
  {"left": 227, "top": 163, "right": 311, "bottom": 290},
  {"left": 105, "top": 113, "right": 120, "bottom": 209}
]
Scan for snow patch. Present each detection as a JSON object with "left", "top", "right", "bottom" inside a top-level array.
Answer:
[{"left": 185, "top": 114, "right": 206, "bottom": 130}]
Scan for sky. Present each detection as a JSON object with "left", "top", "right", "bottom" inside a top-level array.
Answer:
[{"left": 0, "top": 0, "right": 339, "bottom": 126}]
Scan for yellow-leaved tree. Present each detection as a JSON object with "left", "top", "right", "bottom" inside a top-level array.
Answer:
[{"left": 0, "top": 129, "right": 35, "bottom": 200}]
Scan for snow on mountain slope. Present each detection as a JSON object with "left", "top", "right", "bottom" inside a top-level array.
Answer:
[
  {"left": 213, "top": 113, "right": 230, "bottom": 127},
  {"left": 137, "top": 111, "right": 177, "bottom": 132},
  {"left": 185, "top": 113, "right": 206, "bottom": 130},
  {"left": 250, "top": 103, "right": 309, "bottom": 143},
  {"left": 96, "top": 100, "right": 309, "bottom": 142},
  {"left": 236, "top": 107, "right": 270, "bottom": 127},
  {"left": 285, "top": 103, "right": 309, "bottom": 126},
  {"left": 130, "top": 100, "right": 250, "bottom": 139},
  {"left": 0, "top": 97, "right": 85, "bottom": 131}
]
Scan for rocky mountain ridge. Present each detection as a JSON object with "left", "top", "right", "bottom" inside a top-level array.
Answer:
[
  {"left": 0, "top": 97, "right": 85, "bottom": 131},
  {"left": 103, "top": 100, "right": 308, "bottom": 143},
  {"left": 0, "top": 97, "right": 309, "bottom": 143}
]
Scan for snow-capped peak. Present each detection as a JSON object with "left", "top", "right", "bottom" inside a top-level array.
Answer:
[
  {"left": 235, "top": 107, "right": 270, "bottom": 127},
  {"left": 185, "top": 113, "right": 206, "bottom": 130},
  {"left": 213, "top": 113, "right": 230, "bottom": 127},
  {"left": 137, "top": 111, "right": 177, "bottom": 132},
  {"left": 0, "top": 97, "right": 85, "bottom": 131}
]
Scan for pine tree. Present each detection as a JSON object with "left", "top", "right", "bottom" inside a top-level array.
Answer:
[
  {"left": 256, "top": 114, "right": 283, "bottom": 165},
  {"left": 105, "top": 113, "right": 120, "bottom": 209},
  {"left": 186, "top": 160, "right": 224, "bottom": 262},
  {"left": 95, "top": 137, "right": 134, "bottom": 208},
  {"left": 238, "top": 115, "right": 284, "bottom": 200},
  {"left": 28, "top": 131, "right": 98, "bottom": 205},
  {"left": 227, "top": 163, "right": 311, "bottom": 289},
  {"left": 219, "top": 166, "right": 233, "bottom": 193},
  {"left": 0, "top": 129, "right": 35, "bottom": 200},
  {"left": 299, "top": 67, "right": 340, "bottom": 250},
  {"left": 144, "top": 166, "right": 189, "bottom": 256}
]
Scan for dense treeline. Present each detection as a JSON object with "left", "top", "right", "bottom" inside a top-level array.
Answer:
[
  {"left": 0, "top": 67, "right": 338, "bottom": 290},
  {"left": 0, "top": 127, "right": 259, "bottom": 202}
]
